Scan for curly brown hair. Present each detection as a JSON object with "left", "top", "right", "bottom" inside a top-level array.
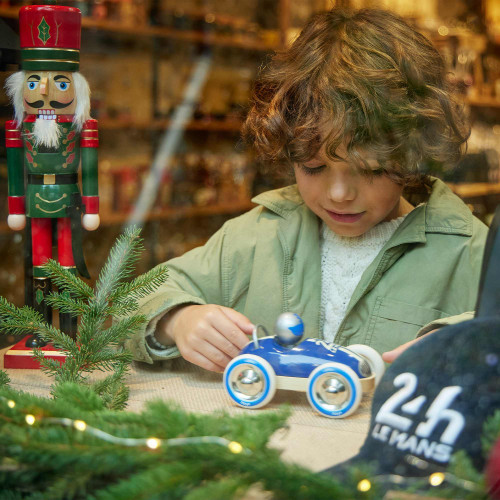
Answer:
[{"left": 243, "top": 8, "right": 469, "bottom": 187}]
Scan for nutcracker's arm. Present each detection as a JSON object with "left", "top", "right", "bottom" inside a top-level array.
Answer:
[
  {"left": 80, "top": 119, "right": 99, "bottom": 231},
  {"left": 5, "top": 120, "right": 26, "bottom": 230}
]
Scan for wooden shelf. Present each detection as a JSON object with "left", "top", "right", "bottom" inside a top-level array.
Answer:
[
  {"left": 0, "top": 6, "right": 278, "bottom": 52},
  {"left": 448, "top": 182, "right": 500, "bottom": 198},
  {"left": 0, "top": 201, "right": 256, "bottom": 234},
  {"left": 465, "top": 96, "right": 500, "bottom": 109},
  {"left": 100, "top": 200, "right": 256, "bottom": 225},
  {"left": 99, "top": 118, "right": 243, "bottom": 131},
  {"left": 0, "top": 117, "right": 243, "bottom": 132}
]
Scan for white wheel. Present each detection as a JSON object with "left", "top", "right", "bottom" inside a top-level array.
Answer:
[
  {"left": 223, "top": 354, "right": 276, "bottom": 409},
  {"left": 306, "top": 362, "right": 362, "bottom": 418},
  {"left": 348, "top": 344, "right": 385, "bottom": 387}
]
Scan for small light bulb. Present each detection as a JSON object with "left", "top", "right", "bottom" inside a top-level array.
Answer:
[
  {"left": 228, "top": 441, "right": 243, "bottom": 454},
  {"left": 74, "top": 420, "right": 87, "bottom": 431},
  {"left": 429, "top": 472, "right": 445, "bottom": 487},
  {"left": 438, "top": 26, "right": 449, "bottom": 36},
  {"left": 357, "top": 479, "right": 371, "bottom": 492},
  {"left": 146, "top": 438, "right": 161, "bottom": 450},
  {"left": 7, "top": 400, "right": 16, "bottom": 408},
  {"left": 25, "top": 414, "right": 36, "bottom": 425}
]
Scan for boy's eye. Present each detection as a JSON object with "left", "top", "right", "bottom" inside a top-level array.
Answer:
[
  {"left": 359, "top": 165, "right": 386, "bottom": 177},
  {"left": 298, "top": 164, "right": 326, "bottom": 176}
]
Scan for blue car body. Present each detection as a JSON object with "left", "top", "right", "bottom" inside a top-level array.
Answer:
[{"left": 240, "top": 337, "right": 366, "bottom": 379}]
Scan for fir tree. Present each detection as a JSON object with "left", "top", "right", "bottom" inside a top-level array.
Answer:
[{"left": 0, "top": 227, "right": 167, "bottom": 410}]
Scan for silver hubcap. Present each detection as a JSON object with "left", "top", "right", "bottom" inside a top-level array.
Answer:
[
  {"left": 229, "top": 364, "right": 265, "bottom": 402},
  {"left": 313, "top": 373, "right": 351, "bottom": 411}
]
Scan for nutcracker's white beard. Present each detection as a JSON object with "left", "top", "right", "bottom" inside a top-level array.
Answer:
[{"left": 33, "top": 118, "right": 61, "bottom": 149}]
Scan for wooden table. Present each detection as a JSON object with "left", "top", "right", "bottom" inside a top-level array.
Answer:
[{"left": 1, "top": 349, "right": 372, "bottom": 472}]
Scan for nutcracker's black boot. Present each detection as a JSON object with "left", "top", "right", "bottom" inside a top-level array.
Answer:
[
  {"left": 59, "top": 310, "right": 77, "bottom": 340},
  {"left": 26, "top": 277, "right": 51, "bottom": 348}
]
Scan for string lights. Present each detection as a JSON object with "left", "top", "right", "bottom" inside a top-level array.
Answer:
[{"left": 1, "top": 396, "right": 249, "bottom": 455}]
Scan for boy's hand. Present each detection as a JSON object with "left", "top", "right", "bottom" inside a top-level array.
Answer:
[
  {"left": 156, "top": 304, "right": 254, "bottom": 372},
  {"left": 382, "top": 329, "right": 438, "bottom": 363}
]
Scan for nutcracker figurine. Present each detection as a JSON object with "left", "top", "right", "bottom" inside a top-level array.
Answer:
[{"left": 4, "top": 1, "right": 99, "bottom": 348}]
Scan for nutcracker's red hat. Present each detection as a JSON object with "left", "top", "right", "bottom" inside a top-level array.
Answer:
[{"left": 19, "top": 0, "right": 81, "bottom": 72}]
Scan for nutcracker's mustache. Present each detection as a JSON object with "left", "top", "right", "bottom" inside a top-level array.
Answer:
[
  {"left": 25, "top": 99, "right": 73, "bottom": 109},
  {"left": 32, "top": 118, "right": 61, "bottom": 149}
]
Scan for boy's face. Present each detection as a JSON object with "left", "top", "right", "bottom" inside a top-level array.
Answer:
[
  {"left": 23, "top": 71, "right": 76, "bottom": 117},
  {"left": 294, "top": 143, "right": 407, "bottom": 237}
]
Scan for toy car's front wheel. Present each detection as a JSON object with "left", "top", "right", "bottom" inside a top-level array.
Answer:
[
  {"left": 223, "top": 354, "right": 276, "bottom": 409},
  {"left": 307, "top": 363, "right": 362, "bottom": 418},
  {"left": 348, "top": 344, "right": 385, "bottom": 386}
]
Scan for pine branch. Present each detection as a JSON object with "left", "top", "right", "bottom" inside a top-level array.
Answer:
[
  {"left": 94, "top": 227, "right": 143, "bottom": 307},
  {"left": 0, "top": 371, "right": 10, "bottom": 388},
  {"left": 76, "top": 308, "right": 109, "bottom": 348},
  {"left": 92, "top": 316, "right": 148, "bottom": 350},
  {"left": 109, "top": 266, "right": 168, "bottom": 305},
  {"left": 42, "top": 259, "right": 94, "bottom": 300},
  {"left": 0, "top": 297, "right": 45, "bottom": 336},
  {"left": 34, "top": 326, "right": 80, "bottom": 354},
  {"left": 1, "top": 227, "right": 165, "bottom": 411},
  {"left": 77, "top": 350, "right": 133, "bottom": 373},
  {"left": 107, "top": 299, "right": 140, "bottom": 317},
  {"left": 93, "top": 379, "right": 130, "bottom": 411},
  {"left": 44, "top": 292, "right": 89, "bottom": 316},
  {"left": 52, "top": 358, "right": 86, "bottom": 386}
]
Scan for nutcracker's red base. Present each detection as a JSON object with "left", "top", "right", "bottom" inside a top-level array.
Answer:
[{"left": 3, "top": 337, "right": 67, "bottom": 369}]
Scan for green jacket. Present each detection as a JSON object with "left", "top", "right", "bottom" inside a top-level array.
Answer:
[{"left": 126, "top": 178, "right": 487, "bottom": 364}]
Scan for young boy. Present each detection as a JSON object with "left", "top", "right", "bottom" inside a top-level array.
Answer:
[{"left": 125, "top": 8, "right": 487, "bottom": 372}]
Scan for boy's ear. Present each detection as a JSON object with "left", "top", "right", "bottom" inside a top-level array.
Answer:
[{"left": 475, "top": 205, "right": 500, "bottom": 318}]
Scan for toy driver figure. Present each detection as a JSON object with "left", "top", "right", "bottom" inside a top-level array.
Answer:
[{"left": 5, "top": 1, "right": 99, "bottom": 347}]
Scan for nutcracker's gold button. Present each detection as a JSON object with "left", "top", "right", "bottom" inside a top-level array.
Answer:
[{"left": 62, "top": 152, "right": 67, "bottom": 157}]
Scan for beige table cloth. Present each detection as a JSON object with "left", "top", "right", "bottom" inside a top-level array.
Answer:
[{"left": 1, "top": 349, "right": 371, "bottom": 472}]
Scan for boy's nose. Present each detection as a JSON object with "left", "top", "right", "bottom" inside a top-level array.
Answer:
[{"left": 327, "top": 179, "right": 356, "bottom": 202}]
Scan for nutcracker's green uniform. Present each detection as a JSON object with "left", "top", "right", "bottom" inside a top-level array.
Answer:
[
  {"left": 6, "top": 114, "right": 99, "bottom": 277},
  {"left": 23, "top": 119, "right": 82, "bottom": 218}
]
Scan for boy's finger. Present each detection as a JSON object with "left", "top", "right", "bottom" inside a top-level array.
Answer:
[
  {"left": 205, "top": 327, "right": 242, "bottom": 358},
  {"left": 382, "top": 338, "right": 420, "bottom": 363},
  {"left": 219, "top": 306, "right": 255, "bottom": 334},
  {"left": 210, "top": 310, "right": 250, "bottom": 350},
  {"left": 186, "top": 348, "right": 226, "bottom": 373},
  {"left": 199, "top": 339, "right": 233, "bottom": 368}
]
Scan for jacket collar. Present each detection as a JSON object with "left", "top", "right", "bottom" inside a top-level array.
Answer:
[{"left": 252, "top": 177, "right": 474, "bottom": 245}]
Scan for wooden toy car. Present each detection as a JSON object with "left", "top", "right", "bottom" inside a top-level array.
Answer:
[{"left": 223, "top": 313, "right": 385, "bottom": 418}]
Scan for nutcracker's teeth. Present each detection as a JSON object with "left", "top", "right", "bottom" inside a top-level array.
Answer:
[{"left": 38, "top": 109, "right": 56, "bottom": 120}]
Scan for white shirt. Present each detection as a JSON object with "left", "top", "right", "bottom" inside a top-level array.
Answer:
[{"left": 320, "top": 216, "right": 408, "bottom": 342}]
